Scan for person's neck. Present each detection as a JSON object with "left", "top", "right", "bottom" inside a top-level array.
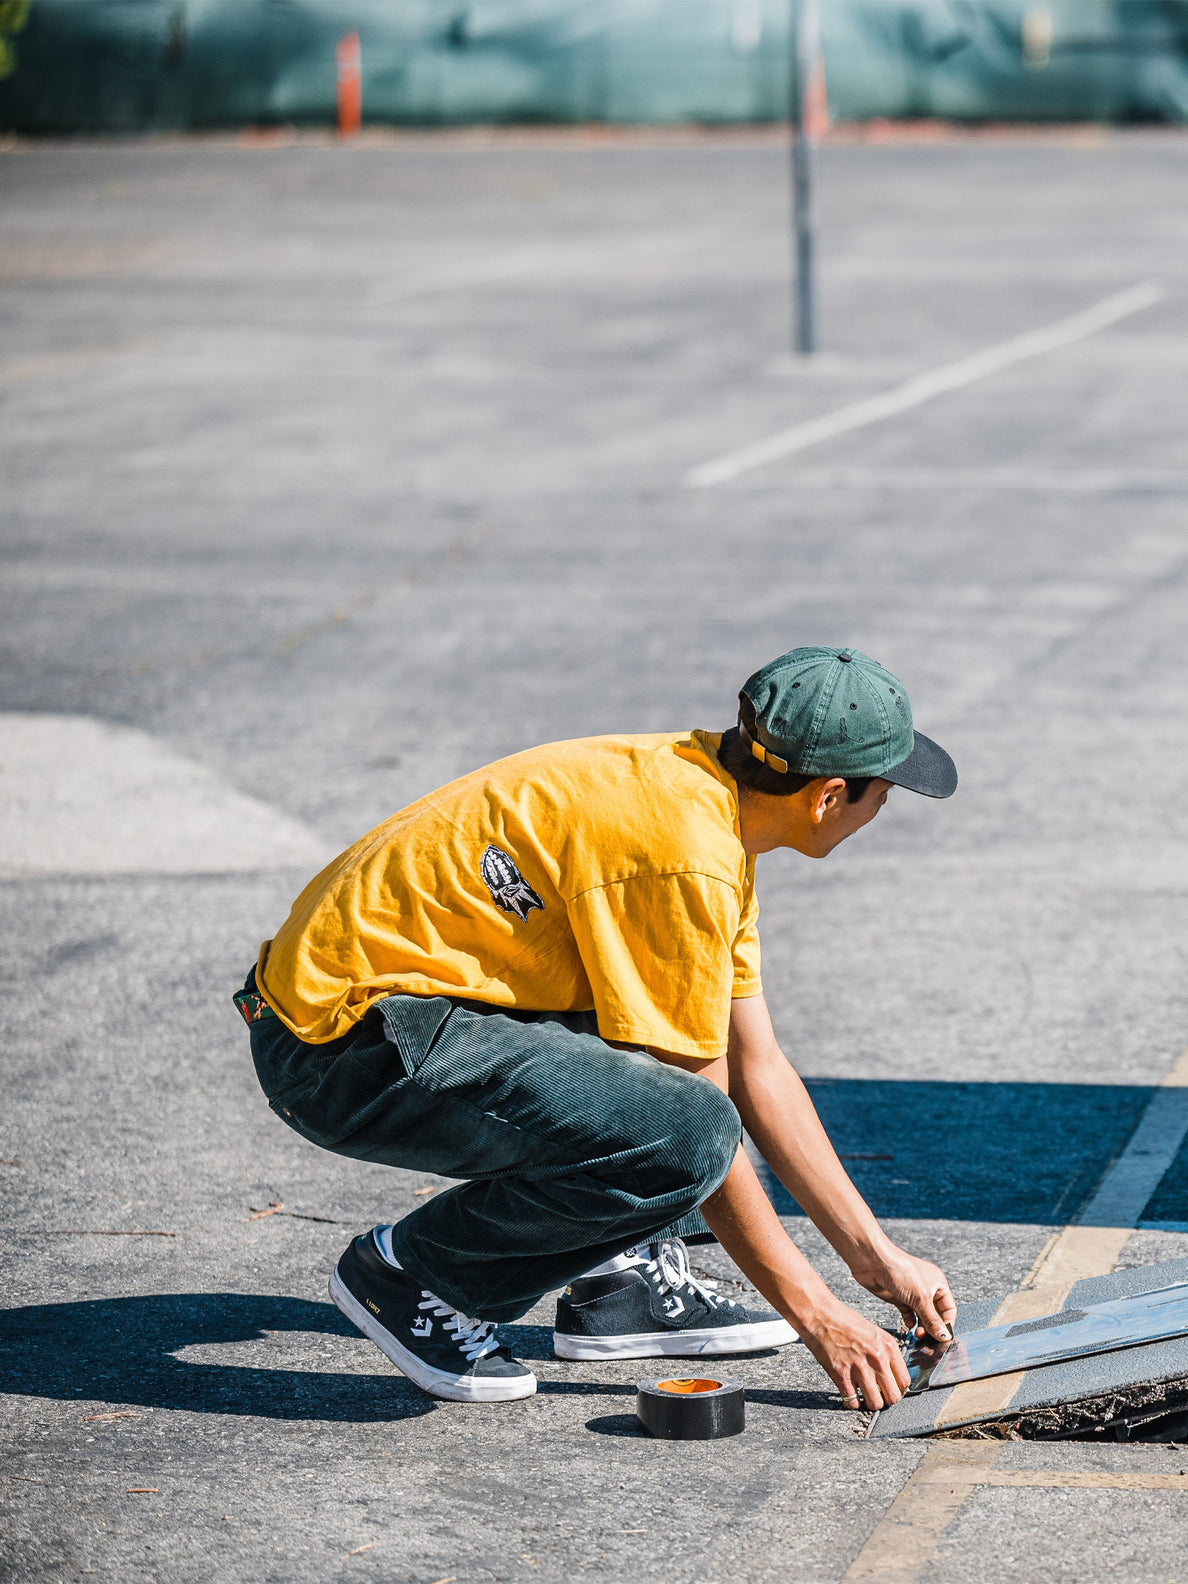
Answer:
[{"left": 737, "top": 783, "right": 802, "bottom": 856}]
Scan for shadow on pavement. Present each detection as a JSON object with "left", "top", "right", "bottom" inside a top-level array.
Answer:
[
  {"left": 8, "top": 1081, "right": 1174, "bottom": 1424},
  {"left": 585, "top": 1413, "right": 646, "bottom": 1437},
  {"left": 0, "top": 1302, "right": 715, "bottom": 1421},
  {"left": 744, "top": 1387, "right": 841, "bottom": 1411},
  {"left": 0, "top": 1293, "right": 436, "bottom": 1422},
  {"left": 793, "top": 1078, "right": 1166, "bottom": 1225},
  {"left": 493, "top": 1323, "right": 556, "bottom": 1361},
  {"left": 585, "top": 1387, "right": 838, "bottom": 1437}
]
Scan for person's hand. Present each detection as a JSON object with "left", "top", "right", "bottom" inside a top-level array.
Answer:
[
  {"left": 797, "top": 1297, "right": 911, "bottom": 1411},
  {"left": 851, "top": 1248, "right": 956, "bottom": 1343}
]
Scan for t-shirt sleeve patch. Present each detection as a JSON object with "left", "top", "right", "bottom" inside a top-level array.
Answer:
[{"left": 480, "top": 844, "right": 545, "bottom": 921}]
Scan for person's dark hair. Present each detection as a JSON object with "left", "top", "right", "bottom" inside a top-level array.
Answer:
[{"left": 718, "top": 694, "right": 873, "bottom": 803}]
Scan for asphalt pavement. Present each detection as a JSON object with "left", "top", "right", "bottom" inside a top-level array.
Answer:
[{"left": 2, "top": 124, "right": 1188, "bottom": 1584}]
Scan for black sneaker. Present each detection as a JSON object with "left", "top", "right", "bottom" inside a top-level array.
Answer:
[
  {"left": 553, "top": 1236, "right": 797, "bottom": 1360},
  {"left": 329, "top": 1231, "right": 537, "bottom": 1402}
]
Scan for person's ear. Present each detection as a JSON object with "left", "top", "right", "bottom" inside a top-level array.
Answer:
[{"left": 810, "top": 777, "right": 847, "bottom": 825}]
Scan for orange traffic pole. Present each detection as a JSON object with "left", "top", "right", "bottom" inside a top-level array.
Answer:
[{"left": 336, "top": 32, "right": 361, "bottom": 138}]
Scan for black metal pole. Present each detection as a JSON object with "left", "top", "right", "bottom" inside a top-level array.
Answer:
[{"left": 790, "top": 0, "right": 820, "bottom": 355}]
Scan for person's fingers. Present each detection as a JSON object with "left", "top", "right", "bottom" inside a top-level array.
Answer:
[
  {"left": 833, "top": 1358, "right": 864, "bottom": 1410},
  {"left": 853, "top": 1361, "right": 884, "bottom": 1413},
  {"left": 870, "top": 1338, "right": 906, "bottom": 1406},
  {"left": 889, "top": 1338, "right": 911, "bottom": 1394},
  {"left": 912, "top": 1288, "right": 952, "bottom": 1343},
  {"left": 808, "top": 1300, "right": 924, "bottom": 1412}
]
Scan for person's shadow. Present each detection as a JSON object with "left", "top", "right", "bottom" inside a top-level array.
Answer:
[
  {"left": 0, "top": 1293, "right": 438, "bottom": 1422},
  {"left": 0, "top": 1296, "right": 668, "bottom": 1422},
  {"left": 0, "top": 1297, "right": 833, "bottom": 1429}
]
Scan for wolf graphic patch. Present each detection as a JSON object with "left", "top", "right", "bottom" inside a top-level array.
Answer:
[{"left": 480, "top": 845, "right": 545, "bottom": 921}]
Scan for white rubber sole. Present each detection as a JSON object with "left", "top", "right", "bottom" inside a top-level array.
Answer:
[
  {"left": 552, "top": 1317, "right": 798, "bottom": 1360},
  {"left": 329, "top": 1266, "right": 537, "bottom": 1402}
]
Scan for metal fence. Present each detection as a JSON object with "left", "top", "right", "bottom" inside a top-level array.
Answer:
[{"left": 2, "top": 1, "right": 1187, "bottom": 133}]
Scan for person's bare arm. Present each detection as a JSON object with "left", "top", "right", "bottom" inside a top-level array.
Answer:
[
  {"left": 649, "top": 998, "right": 955, "bottom": 1410},
  {"left": 723, "top": 993, "right": 955, "bottom": 1341},
  {"left": 649, "top": 1046, "right": 911, "bottom": 1410}
]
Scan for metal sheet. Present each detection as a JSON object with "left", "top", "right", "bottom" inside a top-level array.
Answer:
[{"left": 906, "top": 1283, "right": 1188, "bottom": 1393}]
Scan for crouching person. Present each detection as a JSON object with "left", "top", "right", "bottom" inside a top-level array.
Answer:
[{"left": 235, "top": 647, "right": 958, "bottom": 1409}]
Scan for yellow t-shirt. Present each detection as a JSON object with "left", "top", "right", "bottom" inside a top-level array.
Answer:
[{"left": 257, "top": 730, "right": 761, "bottom": 1059}]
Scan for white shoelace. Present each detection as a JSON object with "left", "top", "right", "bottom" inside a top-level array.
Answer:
[
  {"left": 416, "top": 1293, "right": 501, "bottom": 1362},
  {"left": 635, "top": 1237, "right": 737, "bottom": 1309}
]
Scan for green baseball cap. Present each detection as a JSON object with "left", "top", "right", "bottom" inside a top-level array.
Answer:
[{"left": 738, "top": 646, "right": 957, "bottom": 798}]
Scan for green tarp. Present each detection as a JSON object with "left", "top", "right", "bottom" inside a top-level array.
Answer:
[{"left": 2, "top": 1, "right": 1187, "bottom": 132}]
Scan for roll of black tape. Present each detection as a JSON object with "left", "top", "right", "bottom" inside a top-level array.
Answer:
[{"left": 636, "top": 1377, "right": 745, "bottom": 1440}]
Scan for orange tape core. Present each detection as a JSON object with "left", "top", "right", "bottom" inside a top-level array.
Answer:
[{"left": 656, "top": 1378, "right": 721, "bottom": 1394}]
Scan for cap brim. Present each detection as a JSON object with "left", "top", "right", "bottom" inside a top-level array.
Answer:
[{"left": 883, "top": 731, "right": 957, "bottom": 799}]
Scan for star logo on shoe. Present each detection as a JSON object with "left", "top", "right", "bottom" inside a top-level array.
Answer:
[
  {"left": 663, "top": 1296, "right": 686, "bottom": 1319},
  {"left": 329, "top": 1233, "right": 538, "bottom": 1401}
]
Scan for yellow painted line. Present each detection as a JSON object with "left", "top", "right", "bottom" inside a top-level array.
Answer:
[
  {"left": 935, "top": 1043, "right": 1188, "bottom": 1429},
  {"left": 841, "top": 1444, "right": 1003, "bottom": 1582},
  {"left": 845, "top": 1454, "right": 1188, "bottom": 1578},
  {"left": 932, "top": 1225, "right": 1133, "bottom": 1428},
  {"left": 956, "top": 1463, "right": 1188, "bottom": 1488},
  {"left": 847, "top": 1041, "right": 1188, "bottom": 1582}
]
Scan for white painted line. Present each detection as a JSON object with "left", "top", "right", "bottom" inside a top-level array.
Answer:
[
  {"left": 1076, "top": 1087, "right": 1188, "bottom": 1228},
  {"left": 853, "top": 1045, "right": 1188, "bottom": 1570},
  {"left": 756, "top": 466, "right": 1188, "bottom": 494},
  {"left": 686, "top": 281, "right": 1166, "bottom": 488},
  {"left": 929, "top": 1042, "right": 1188, "bottom": 1431}
]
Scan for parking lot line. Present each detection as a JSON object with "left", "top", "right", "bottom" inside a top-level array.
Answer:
[
  {"left": 934, "top": 1042, "right": 1188, "bottom": 1429},
  {"left": 845, "top": 1453, "right": 1188, "bottom": 1581},
  {"left": 971, "top": 1470, "right": 1188, "bottom": 1492},
  {"left": 748, "top": 467, "right": 1188, "bottom": 494},
  {"left": 843, "top": 1443, "right": 1003, "bottom": 1582},
  {"left": 686, "top": 281, "right": 1165, "bottom": 488},
  {"left": 845, "top": 1042, "right": 1188, "bottom": 1581}
]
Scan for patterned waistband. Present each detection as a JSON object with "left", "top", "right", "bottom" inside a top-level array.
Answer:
[{"left": 233, "top": 988, "right": 278, "bottom": 1025}]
